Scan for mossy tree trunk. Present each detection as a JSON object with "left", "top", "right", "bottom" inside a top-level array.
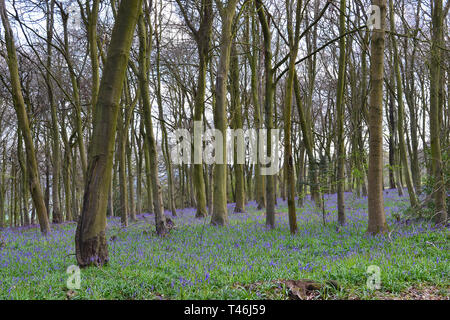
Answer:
[
  {"left": 75, "top": 0, "right": 142, "bottom": 267},
  {"left": 0, "top": 0, "right": 51, "bottom": 235}
]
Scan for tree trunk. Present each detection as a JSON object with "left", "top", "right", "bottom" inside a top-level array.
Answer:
[
  {"left": 249, "top": 7, "right": 265, "bottom": 209},
  {"left": 367, "top": 0, "right": 388, "bottom": 235},
  {"left": 138, "top": 11, "right": 168, "bottom": 235},
  {"left": 0, "top": 143, "right": 6, "bottom": 228},
  {"left": 283, "top": 0, "right": 303, "bottom": 234},
  {"left": 75, "top": 0, "right": 142, "bottom": 267},
  {"left": 60, "top": 10, "right": 88, "bottom": 179},
  {"left": 389, "top": 0, "right": 418, "bottom": 208},
  {"left": 127, "top": 135, "right": 136, "bottom": 221},
  {"left": 0, "top": 0, "right": 51, "bottom": 235},
  {"left": 230, "top": 42, "right": 246, "bottom": 213},
  {"left": 336, "top": 0, "right": 347, "bottom": 225},
  {"left": 210, "top": 0, "right": 239, "bottom": 226},
  {"left": 430, "top": 0, "right": 447, "bottom": 225},
  {"left": 175, "top": 0, "right": 213, "bottom": 218},
  {"left": 154, "top": 20, "right": 177, "bottom": 217},
  {"left": 118, "top": 106, "right": 129, "bottom": 227},
  {"left": 256, "top": 0, "right": 276, "bottom": 228},
  {"left": 45, "top": 0, "right": 62, "bottom": 224}
]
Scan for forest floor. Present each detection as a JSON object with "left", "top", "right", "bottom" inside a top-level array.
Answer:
[{"left": 0, "top": 190, "right": 448, "bottom": 300}]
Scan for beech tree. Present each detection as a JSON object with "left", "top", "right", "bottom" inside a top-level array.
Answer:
[
  {"left": 0, "top": 0, "right": 51, "bottom": 235},
  {"left": 138, "top": 3, "right": 168, "bottom": 236},
  {"left": 0, "top": 0, "right": 446, "bottom": 250},
  {"left": 430, "top": 0, "right": 447, "bottom": 225},
  {"left": 75, "top": 0, "right": 142, "bottom": 267},
  {"left": 367, "top": 0, "right": 388, "bottom": 235},
  {"left": 210, "top": 0, "right": 239, "bottom": 226}
]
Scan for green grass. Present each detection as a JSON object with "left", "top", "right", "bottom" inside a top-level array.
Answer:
[{"left": 0, "top": 192, "right": 448, "bottom": 300}]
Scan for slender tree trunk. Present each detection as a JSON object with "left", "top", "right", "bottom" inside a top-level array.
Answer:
[
  {"left": 60, "top": 10, "right": 88, "bottom": 179},
  {"left": 127, "top": 136, "right": 136, "bottom": 221},
  {"left": 293, "top": 75, "right": 321, "bottom": 208},
  {"left": 283, "top": 0, "right": 303, "bottom": 234},
  {"left": 359, "top": 31, "right": 369, "bottom": 197},
  {"left": 143, "top": 127, "right": 154, "bottom": 214},
  {"left": 87, "top": 0, "right": 100, "bottom": 131},
  {"left": 45, "top": 0, "right": 62, "bottom": 224},
  {"left": 367, "top": 0, "right": 388, "bottom": 235},
  {"left": 430, "top": 0, "right": 447, "bottom": 224},
  {"left": 389, "top": 0, "right": 418, "bottom": 208},
  {"left": 118, "top": 106, "right": 129, "bottom": 227},
  {"left": 0, "top": 0, "right": 51, "bottom": 235},
  {"left": 0, "top": 143, "right": 6, "bottom": 228},
  {"left": 210, "top": 0, "right": 239, "bottom": 226},
  {"left": 175, "top": 0, "right": 213, "bottom": 218},
  {"left": 154, "top": 19, "right": 176, "bottom": 217},
  {"left": 138, "top": 11, "right": 168, "bottom": 235},
  {"left": 230, "top": 42, "right": 246, "bottom": 213},
  {"left": 387, "top": 83, "right": 397, "bottom": 190},
  {"left": 17, "top": 129, "right": 30, "bottom": 226},
  {"left": 336, "top": 0, "right": 347, "bottom": 225},
  {"left": 134, "top": 127, "right": 143, "bottom": 216},
  {"left": 249, "top": 8, "right": 265, "bottom": 209},
  {"left": 256, "top": 0, "right": 276, "bottom": 228}
]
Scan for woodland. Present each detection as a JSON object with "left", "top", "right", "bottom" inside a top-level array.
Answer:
[{"left": 0, "top": 0, "right": 448, "bottom": 300}]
